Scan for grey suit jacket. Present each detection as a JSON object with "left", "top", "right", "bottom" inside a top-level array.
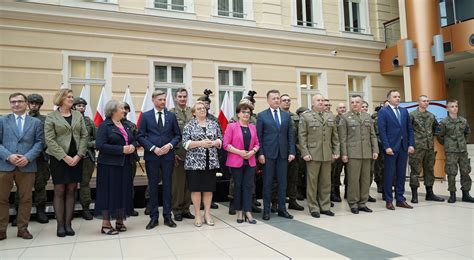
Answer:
[
  {"left": 44, "top": 110, "right": 88, "bottom": 161},
  {"left": 0, "top": 114, "right": 44, "bottom": 172}
]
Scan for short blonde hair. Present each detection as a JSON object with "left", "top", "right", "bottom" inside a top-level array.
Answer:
[
  {"left": 191, "top": 101, "right": 207, "bottom": 115},
  {"left": 104, "top": 99, "right": 124, "bottom": 118},
  {"left": 53, "top": 88, "right": 73, "bottom": 106}
]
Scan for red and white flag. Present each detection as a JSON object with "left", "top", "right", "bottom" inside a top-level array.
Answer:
[
  {"left": 93, "top": 87, "right": 108, "bottom": 127},
  {"left": 123, "top": 86, "right": 137, "bottom": 124},
  {"left": 165, "top": 88, "right": 175, "bottom": 110},
  {"left": 137, "top": 87, "right": 154, "bottom": 128},
  {"left": 217, "top": 91, "right": 234, "bottom": 133},
  {"left": 79, "top": 85, "right": 93, "bottom": 118}
]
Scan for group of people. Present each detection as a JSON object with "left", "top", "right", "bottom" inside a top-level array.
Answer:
[{"left": 0, "top": 87, "right": 472, "bottom": 241}]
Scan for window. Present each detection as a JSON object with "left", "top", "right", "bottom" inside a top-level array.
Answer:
[
  {"left": 218, "top": 0, "right": 245, "bottom": 18},
  {"left": 341, "top": 0, "right": 369, "bottom": 34},
  {"left": 154, "top": 0, "right": 186, "bottom": 11},
  {"left": 68, "top": 58, "right": 106, "bottom": 115},
  {"left": 153, "top": 64, "right": 185, "bottom": 97},
  {"left": 218, "top": 69, "right": 246, "bottom": 112},
  {"left": 296, "top": 0, "right": 314, "bottom": 27},
  {"left": 299, "top": 73, "right": 320, "bottom": 108},
  {"left": 347, "top": 75, "right": 366, "bottom": 99}
]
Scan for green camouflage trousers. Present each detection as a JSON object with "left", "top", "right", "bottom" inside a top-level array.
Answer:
[
  {"left": 445, "top": 152, "right": 472, "bottom": 192},
  {"left": 79, "top": 158, "right": 95, "bottom": 208},
  {"left": 409, "top": 148, "right": 436, "bottom": 188},
  {"left": 14, "top": 158, "right": 50, "bottom": 207}
]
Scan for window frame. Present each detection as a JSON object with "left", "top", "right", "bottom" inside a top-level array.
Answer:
[
  {"left": 296, "top": 69, "right": 328, "bottom": 108},
  {"left": 339, "top": 0, "right": 371, "bottom": 37},
  {"left": 211, "top": 0, "right": 255, "bottom": 26},
  {"left": 291, "top": 0, "right": 325, "bottom": 30},
  {"left": 346, "top": 73, "right": 371, "bottom": 109},
  {"left": 148, "top": 57, "right": 193, "bottom": 103},
  {"left": 214, "top": 63, "right": 252, "bottom": 116},
  {"left": 145, "top": 0, "right": 196, "bottom": 19}
]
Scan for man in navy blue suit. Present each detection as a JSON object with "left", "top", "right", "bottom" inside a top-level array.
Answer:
[
  {"left": 257, "top": 89, "right": 296, "bottom": 221},
  {"left": 138, "top": 90, "right": 181, "bottom": 229},
  {"left": 377, "top": 90, "right": 415, "bottom": 210}
]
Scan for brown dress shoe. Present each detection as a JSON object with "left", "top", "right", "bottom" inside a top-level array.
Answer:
[
  {"left": 0, "top": 232, "right": 6, "bottom": 240},
  {"left": 396, "top": 201, "right": 413, "bottom": 209},
  {"left": 17, "top": 229, "right": 33, "bottom": 240},
  {"left": 386, "top": 202, "right": 395, "bottom": 210}
]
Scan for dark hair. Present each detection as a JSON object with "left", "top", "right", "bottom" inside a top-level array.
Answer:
[
  {"left": 386, "top": 90, "right": 399, "bottom": 99},
  {"left": 9, "top": 92, "right": 27, "bottom": 101},
  {"left": 266, "top": 89, "right": 280, "bottom": 98},
  {"left": 244, "top": 90, "right": 257, "bottom": 104},
  {"left": 447, "top": 99, "right": 458, "bottom": 105},
  {"left": 281, "top": 94, "right": 290, "bottom": 99},
  {"left": 324, "top": 99, "right": 330, "bottom": 102},
  {"left": 175, "top": 88, "right": 188, "bottom": 97},
  {"left": 351, "top": 94, "right": 363, "bottom": 99},
  {"left": 236, "top": 103, "right": 253, "bottom": 115},
  {"left": 197, "top": 89, "right": 212, "bottom": 103}
]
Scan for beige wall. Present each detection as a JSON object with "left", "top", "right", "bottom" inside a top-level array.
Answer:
[{"left": 0, "top": 0, "right": 404, "bottom": 116}]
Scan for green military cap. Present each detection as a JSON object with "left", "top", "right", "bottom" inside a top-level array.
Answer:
[
  {"left": 27, "top": 94, "right": 44, "bottom": 105},
  {"left": 73, "top": 97, "right": 88, "bottom": 106},
  {"left": 296, "top": 107, "right": 309, "bottom": 116}
]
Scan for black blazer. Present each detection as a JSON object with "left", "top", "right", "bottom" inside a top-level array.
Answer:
[{"left": 96, "top": 118, "right": 137, "bottom": 167}]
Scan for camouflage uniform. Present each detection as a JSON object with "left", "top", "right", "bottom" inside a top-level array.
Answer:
[
  {"left": 286, "top": 112, "right": 301, "bottom": 204},
  {"left": 438, "top": 116, "right": 471, "bottom": 192},
  {"left": 79, "top": 116, "right": 96, "bottom": 210},
  {"left": 170, "top": 106, "right": 193, "bottom": 217},
  {"left": 331, "top": 114, "right": 345, "bottom": 200},
  {"left": 408, "top": 109, "right": 439, "bottom": 188},
  {"left": 371, "top": 111, "right": 384, "bottom": 191}
]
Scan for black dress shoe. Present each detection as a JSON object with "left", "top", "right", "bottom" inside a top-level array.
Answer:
[
  {"left": 82, "top": 209, "right": 93, "bottom": 221},
  {"left": 145, "top": 204, "right": 150, "bottom": 215},
  {"left": 311, "top": 212, "right": 320, "bottom": 218},
  {"left": 262, "top": 212, "right": 270, "bottom": 221},
  {"left": 131, "top": 210, "right": 139, "bottom": 217},
  {"left": 368, "top": 196, "right": 376, "bottom": 203},
  {"left": 252, "top": 205, "right": 262, "bottom": 213},
  {"left": 146, "top": 219, "right": 159, "bottom": 230},
  {"left": 277, "top": 210, "right": 294, "bottom": 219},
  {"left": 288, "top": 200, "right": 304, "bottom": 211},
  {"left": 330, "top": 202, "right": 334, "bottom": 207},
  {"left": 321, "top": 210, "right": 335, "bottom": 216},
  {"left": 57, "top": 226, "right": 66, "bottom": 237},
  {"left": 11, "top": 216, "right": 17, "bottom": 227},
  {"left": 358, "top": 206, "right": 373, "bottom": 213},
  {"left": 182, "top": 212, "right": 195, "bottom": 219},
  {"left": 350, "top": 208, "right": 359, "bottom": 214},
  {"left": 270, "top": 203, "right": 278, "bottom": 213},
  {"left": 229, "top": 200, "right": 236, "bottom": 215},
  {"left": 254, "top": 200, "right": 262, "bottom": 207},
  {"left": 174, "top": 214, "right": 183, "bottom": 221},
  {"left": 65, "top": 225, "right": 75, "bottom": 236},
  {"left": 164, "top": 218, "right": 177, "bottom": 228},
  {"left": 210, "top": 202, "right": 219, "bottom": 209}
]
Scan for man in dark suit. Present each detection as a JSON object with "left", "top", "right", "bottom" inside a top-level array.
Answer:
[
  {"left": 377, "top": 90, "right": 415, "bottom": 210},
  {"left": 0, "top": 93, "right": 44, "bottom": 240},
  {"left": 257, "top": 89, "right": 296, "bottom": 221},
  {"left": 138, "top": 90, "right": 181, "bottom": 229}
]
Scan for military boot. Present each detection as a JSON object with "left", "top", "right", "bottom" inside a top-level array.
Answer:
[
  {"left": 36, "top": 204, "right": 49, "bottom": 223},
  {"left": 448, "top": 192, "right": 456, "bottom": 203},
  {"left": 425, "top": 186, "right": 444, "bottom": 202},
  {"left": 410, "top": 187, "right": 418, "bottom": 204},
  {"left": 228, "top": 199, "right": 236, "bottom": 215},
  {"left": 11, "top": 209, "right": 18, "bottom": 227},
  {"left": 288, "top": 199, "right": 304, "bottom": 211},
  {"left": 333, "top": 187, "right": 342, "bottom": 202},
  {"left": 462, "top": 191, "right": 474, "bottom": 203},
  {"left": 82, "top": 206, "right": 93, "bottom": 221}
]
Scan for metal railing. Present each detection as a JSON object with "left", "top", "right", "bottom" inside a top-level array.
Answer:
[{"left": 383, "top": 17, "right": 400, "bottom": 48}]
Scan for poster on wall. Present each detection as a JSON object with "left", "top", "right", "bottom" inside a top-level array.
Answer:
[{"left": 400, "top": 100, "right": 447, "bottom": 122}]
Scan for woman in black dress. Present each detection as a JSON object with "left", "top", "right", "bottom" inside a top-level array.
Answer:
[
  {"left": 45, "top": 89, "right": 88, "bottom": 237},
  {"left": 95, "top": 100, "right": 135, "bottom": 235},
  {"left": 182, "top": 101, "right": 222, "bottom": 227}
]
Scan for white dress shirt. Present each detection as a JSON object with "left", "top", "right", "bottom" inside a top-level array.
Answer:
[
  {"left": 271, "top": 107, "right": 282, "bottom": 125},
  {"left": 154, "top": 108, "right": 165, "bottom": 127},
  {"left": 14, "top": 113, "right": 26, "bottom": 132}
]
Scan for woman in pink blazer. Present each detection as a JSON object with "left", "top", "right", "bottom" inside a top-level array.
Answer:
[{"left": 223, "top": 103, "right": 260, "bottom": 224}]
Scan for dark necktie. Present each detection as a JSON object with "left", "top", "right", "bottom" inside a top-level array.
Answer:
[
  {"left": 17, "top": 116, "right": 23, "bottom": 135},
  {"left": 157, "top": 112, "right": 164, "bottom": 131},
  {"left": 395, "top": 107, "right": 401, "bottom": 124},
  {"left": 273, "top": 109, "right": 280, "bottom": 129}
]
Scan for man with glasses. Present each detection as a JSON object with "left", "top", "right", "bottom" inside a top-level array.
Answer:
[
  {"left": 0, "top": 93, "right": 44, "bottom": 240},
  {"left": 280, "top": 94, "right": 304, "bottom": 211},
  {"left": 324, "top": 99, "right": 333, "bottom": 114}
]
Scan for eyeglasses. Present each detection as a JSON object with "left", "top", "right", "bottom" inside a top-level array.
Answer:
[
  {"left": 196, "top": 107, "right": 206, "bottom": 111},
  {"left": 240, "top": 111, "right": 251, "bottom": 115},
  {"left": 325, "top": 104, "right": 332, "bottom": 107},
  {"left": 10, "top": 100, "right": 25, "bottom": 105},
  {"left": 281, "top": 99, "right": 291, "bottom": 103}
]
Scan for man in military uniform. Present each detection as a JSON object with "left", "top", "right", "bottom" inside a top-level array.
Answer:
[
  {"left": 409, "top": 95, "right": 444, "bottom": 203},
  {"left": 331, "top": 103, "right": 346, "bottom": 203},
  {"left": 12, "top": 94, "right": 50, "bottom": 225},
  {"left": 324, "top": 99, "right": 332, "bottom": 114},
  {"left": 372, "top": 101, "right": 389, "bottom": 196},
  {"left": 361, "top": 101, "right": 369, "bottom": 113},
  {"left": 338, "top": 95, "right": 378, "bottom": 214},
  {"left": 360, "top": 101, "right": 377, "bottom": 203},
  {"left": 73, "top": 97, "right": 96, "bottom": 220},
  {"left": 295, "top": 107, "right": 309, "bottom": 200},
  {"left": 437, "top": 99, "right": 474, "bottom": 203},
  {"left": 280, "top": 94, "right": 304, "bottom": 211},
  {"left": 169, "top": 88, "right": 195, "bottom": 221},
  {"left": 122, "top": 102, "right": 140, "bottom": 216},
  {"left": 299, "top": 94, "right": 340, "bottom": 218}
]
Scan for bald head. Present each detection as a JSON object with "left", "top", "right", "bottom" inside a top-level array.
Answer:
[
  {"left": 312, "top": 94, "right": 325, "bottom": 112},
  {"left": 336, "top": 102, "right": 346, "bottom": 115}
]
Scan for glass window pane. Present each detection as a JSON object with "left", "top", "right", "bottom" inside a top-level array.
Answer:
[
  {"left": 71, "top": 60, "right": 86, "bottom": 78},
  {"left": 233, "top": 0, "right": 244, "bottom": 18},
  {"left": 300, "top": 74, "right": 307, "bottom": 89},
  {"left": 155, "top": 66, "right": 167, "bottom": 82},
  {"left": 305, "top": 0, "right": 313, "bottom": 26},
  {"left": 219, "top": 91, "right": 226, "bottom": 108},
  {"left": 296, "top": 0, "right": 303, "bottom": 25},
  {"left": 301, "top": 93, "right": 308, "bottom": 108},
  {"left": 348, "top": 77, "right": 354, "bottom": 92},
  {"left": 171, "top": 67, "right": 184, "bottom": 83},
  {"left": 155, "top": 0, "right": 168, "bottom": 9},
  {"left": 218, "top": 0, "right": 229, "bottom": 16},
  {"left": 172, "top": 0, "right": 185, "bottom": 11},
  {"left": 352, "top": 2, "right": 360, "bottom": 32},
  {"left": 344, "top": 0, "right": 350, "bottom": 31},
  {"left": 90, "top": 84, "right": 103, "bottom": 115},
  {"left": 70, "top": 84, "right": 83, "bottom": 98},
  {"left": 232, "top": 71, "right": 243, "bottom": 86},
  {"left": 233, "top": 91, "right": 243, "bottom": 110},
  {"left": 219, "top": 70, "right": 229, "bottom": 85},
  {"left": 90, "top": 61, "right": 105, "bottom": 79},
  {"left": 309, "top": 75, "right": 318, "bottom": 90}
]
